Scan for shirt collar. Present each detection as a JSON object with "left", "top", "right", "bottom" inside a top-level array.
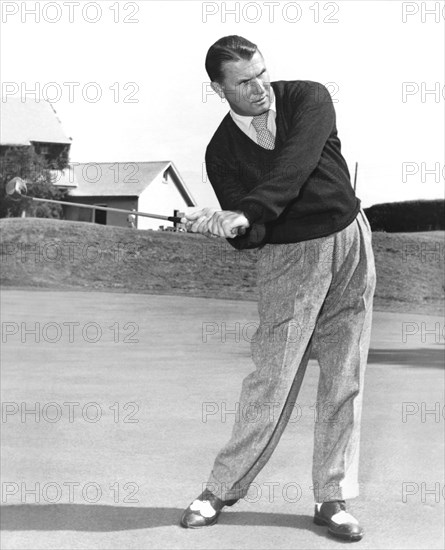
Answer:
[{"left": 229, "top": 90, "right": 276, "bottom": 133}]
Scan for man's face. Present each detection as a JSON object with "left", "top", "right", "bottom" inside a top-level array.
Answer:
[{"left": 213, "top": 50, "right": 273, "bottom": 116}]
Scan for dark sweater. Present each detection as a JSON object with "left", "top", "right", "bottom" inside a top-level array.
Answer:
[{"left": 205, "top": 80, "right": 361, "bottom": 249}]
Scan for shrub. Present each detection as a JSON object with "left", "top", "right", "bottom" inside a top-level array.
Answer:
[
  {"left": 364, "top": 200, "right": 444, "bottom": 232},
  {"left": 0, "top": 147, "right": 67, "bottom": 219}
]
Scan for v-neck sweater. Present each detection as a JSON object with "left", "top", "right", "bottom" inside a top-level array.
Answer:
[{"left": 205, "top": 80, "right": 361, "bottom": 249}]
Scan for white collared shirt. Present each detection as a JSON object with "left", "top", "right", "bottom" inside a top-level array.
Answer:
[{"left": 229, "top": 93, "right": 277, "bottom": 144}]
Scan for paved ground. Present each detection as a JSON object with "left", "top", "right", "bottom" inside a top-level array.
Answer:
[{"left": 0, "top": 290, "right": 444, "bottom": 550}]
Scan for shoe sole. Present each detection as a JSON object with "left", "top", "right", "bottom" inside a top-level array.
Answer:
[
  {"left": 180, "top": 515, "right": 219, "bottom": 529},
  {"left": 314, "top": 516, "right": 363, "bottom": 542},
  {"left": 180, "top": 499, "right": 237, "bottom": 529}
]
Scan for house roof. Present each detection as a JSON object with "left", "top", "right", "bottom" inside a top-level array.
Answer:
[
  {"left": 69, "top": 161, "right": 196, "bottom": 206},
  {"left": 0, "top": 98, "right": 72, "bottom": 146}
]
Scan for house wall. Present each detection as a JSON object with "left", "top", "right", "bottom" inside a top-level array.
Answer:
[
  {"left": 64, "top": 198, "right": 139, "bottom": 228},
  {"left": 63, "top": 168, "right": 192, "bottom": 230},
  {"left": 137, "top": 171, "right": 190, "bottom": 230}
]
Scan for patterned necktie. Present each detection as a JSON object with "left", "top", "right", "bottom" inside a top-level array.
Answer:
[{"left": 251, "top": 111, "right": 275, "bottom": 150}]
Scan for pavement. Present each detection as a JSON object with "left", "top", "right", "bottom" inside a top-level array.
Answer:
[{"left": 0, "top": 290, "right": 444, "bottom": 550}]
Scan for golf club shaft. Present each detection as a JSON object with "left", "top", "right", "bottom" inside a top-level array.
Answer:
[
  {"left": 25, "top": 196, "right": 182, "bottom": 223},
  {"left": 24, "top": 196, "right": 247, "bottom": 235}
]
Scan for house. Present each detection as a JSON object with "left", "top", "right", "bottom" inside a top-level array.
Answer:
[
  {"left": 64, "top": 161, "right": 197, "bottom": 230},
  {"left": 1, "top": 98, "right": 196, "bottom": 229},
  {"left": 0, "top": 97, "right": 71, "bottom": 169}
]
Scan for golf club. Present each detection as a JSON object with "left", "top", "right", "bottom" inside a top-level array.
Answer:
[{"left": 5, "top": 177, "right": 247, "bottom": 235}]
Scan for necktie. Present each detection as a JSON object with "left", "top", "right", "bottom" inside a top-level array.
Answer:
[{"left": 251, "top": 111, "right": 275, "bottom": 150}]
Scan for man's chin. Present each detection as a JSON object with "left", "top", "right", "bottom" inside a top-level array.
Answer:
[
  {"left": 232, "top": 97, "right": 271, "bottom": 116},
  {"left": 252, "top": 96, "right": 271, "bottom": 113}
]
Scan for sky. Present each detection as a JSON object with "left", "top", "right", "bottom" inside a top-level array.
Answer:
[{"left": 1, "top": 0, "right": 444, "bottom": 208}]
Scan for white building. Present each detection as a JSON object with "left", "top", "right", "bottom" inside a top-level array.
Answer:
[{"left": 63, "top": 161, "right": 196, "bottom": 230}]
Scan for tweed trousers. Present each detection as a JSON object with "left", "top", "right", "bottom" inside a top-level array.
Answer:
[{"left": 206, "top": 210, "right": 376, "bottom": 503}]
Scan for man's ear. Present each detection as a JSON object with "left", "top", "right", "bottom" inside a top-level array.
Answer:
[{"left": 211, "top": 81, "right": 225, "bottom": 100}]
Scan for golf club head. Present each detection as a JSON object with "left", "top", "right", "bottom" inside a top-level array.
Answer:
[{"left": 5, "top": 177, "right": 27, "bottom": 200}]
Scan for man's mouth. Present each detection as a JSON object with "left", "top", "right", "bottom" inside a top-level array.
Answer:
[{"left": 253, "top": 96, "right": 267, "bottom": 104}]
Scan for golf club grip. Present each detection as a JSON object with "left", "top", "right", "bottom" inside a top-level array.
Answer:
[
  {"left": 172, "top": 217, "right": 246, "bottom": 237},
  {"left": 233, "top": 226, "right": 247, "bottom": 236}
]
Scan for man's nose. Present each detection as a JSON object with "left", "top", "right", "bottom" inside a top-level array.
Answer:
[{"left": 250, "top": 78, "right": 266, "bottom": 96}]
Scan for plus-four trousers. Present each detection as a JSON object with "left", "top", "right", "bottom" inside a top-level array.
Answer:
[{"left": 206, "top": 210, "right": 376, "bottom": 503}]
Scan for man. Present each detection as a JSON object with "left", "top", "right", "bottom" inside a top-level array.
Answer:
[
  {"left": 180, "top": 35, "right": 376, "bottom": 542},
  {"left": 127, "top": 210, "right": 136, "bottom": 229}
]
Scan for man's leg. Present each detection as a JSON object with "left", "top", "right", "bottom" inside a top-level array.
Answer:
[
  {"left": 206, "top": 237, "right": 337, "bottom": 502},
  {"left": 311, "top": 210, "right": 376, "bottom": 503}
]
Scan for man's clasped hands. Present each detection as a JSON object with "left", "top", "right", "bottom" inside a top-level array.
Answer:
[{"left": 181, "top": 208, "right": 250, "bottom": 238}]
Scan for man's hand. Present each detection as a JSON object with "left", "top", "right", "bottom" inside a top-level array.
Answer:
[
  {"left": 181, "top": 208, "right": 218, "bottom": 237},
  {"left": 181, "top": 208, "right": 249, "bottom": 238},
  {"left": 205, "top": 210, "right": 249, "bottom": 238}
]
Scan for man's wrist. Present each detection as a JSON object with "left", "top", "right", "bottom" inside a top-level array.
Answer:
[{"left": 237, "top": 203, "right": 262, "bottom": 226}]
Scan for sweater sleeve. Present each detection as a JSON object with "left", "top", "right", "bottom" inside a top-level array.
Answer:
[
  {"left": 238, "top": 83, "right": 335, "bottom": 225},
  {"left": 205, "top": 150, "right": 268, "bottom": 249}
]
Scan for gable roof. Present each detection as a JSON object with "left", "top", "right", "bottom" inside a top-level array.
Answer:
[
  {"left": 0, "top": 98, "right": 72, "bottom": 146},
  {"left": 69, "top": 161, "right": 196, "bottom": 206}
]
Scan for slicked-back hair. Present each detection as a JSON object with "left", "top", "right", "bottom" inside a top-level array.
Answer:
[{"left": 205, "top": 35, "right": 259, "bottom": 83}]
